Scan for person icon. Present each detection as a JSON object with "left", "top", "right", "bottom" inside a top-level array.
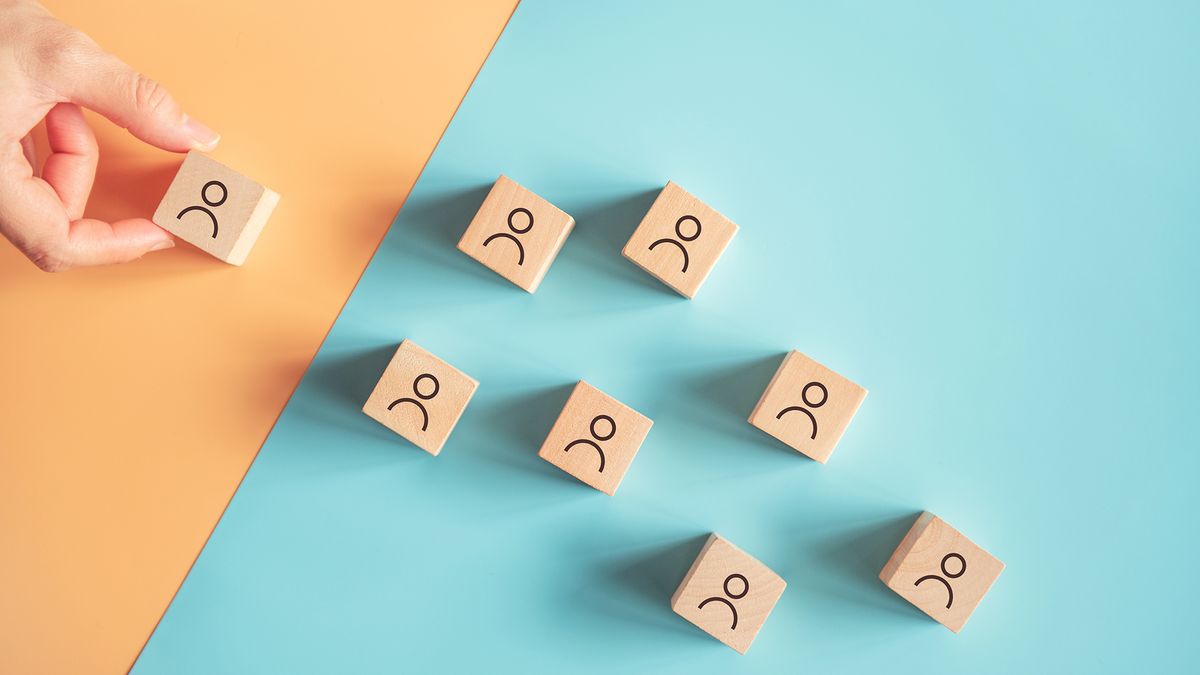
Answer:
[
  {"left": 562, "top": 413, "right": 616, "bottom": 472},
  {"left": 176, "top": 180, "right": 228, "bottom": 239},
  {"left": 698, "top": 573, "right": 748, "bottom": 630},
  {"left": 914, "top": 552, "right": 966, "bottom": 609},
  {"left": 387, "top": 373, "right": 440, "bottom": 432},
  {"left": 482, "top": 207, "right": 533, "bottom": 265},
  {"left": 775, "top": 381, "right": 827, "bottom": 440},
  {"left": 648, "top": 214, "right": 701, "bottom": 272}
]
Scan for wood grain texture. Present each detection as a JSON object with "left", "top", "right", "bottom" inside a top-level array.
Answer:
[
  {"left": 671, "top": 534, "right": 786, "bottom": 654},
  {"left": 621, "top": 181, "right": 738, "bottom": 298},
  {"left": 536, "top": 380, "right": 652, "bottom": 495},
  {"left": 152, "top": 151, "right": 280, "bottom": 265},
  {"left": 362, "top": 340, "right": 479, "bottom": 455},
  {"left": 879, "top": 512, "right": 1005, "bottom": 633},
  {"left": 457, "top": 175, "right": 574, "bottom": 292},
  {"left": 748, "top": 350, "right": 867, "bottom": 463}
]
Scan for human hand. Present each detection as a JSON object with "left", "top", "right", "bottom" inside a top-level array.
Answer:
[{"left": 0, "top": 0, "right": 219, "bottom": 271}]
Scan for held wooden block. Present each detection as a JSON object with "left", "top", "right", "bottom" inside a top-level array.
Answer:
[
  {"left": 456, "top": 175, "right": 575, "bottom": 292},
  {"left": 748, "top": 351, "right": 867, "bottom": 463},
  {"left": 880, "top": 512, "right": 1005, "bottom": 633},
  {"left": 361, "top": 340, "right": 479, "bottom": 456},
  {"left": 536, "top": 381, "right": 652, "bottom": 495},
  {"left": 671, "top": 534, "right": 786, "bottom": 654},
  {"left": 622, "top": 181, "right": 738, "bottom": 298},
  {"left": 152, "top": 151, "right": 280, "bottom": 265}
]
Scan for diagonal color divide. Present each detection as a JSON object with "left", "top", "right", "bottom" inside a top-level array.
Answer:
[
  {"left": 134, "top": 1, "right": 1200, "bottom": 673},
  {"left": 0, "top": 2, "right": 516, "bottom": 674}
]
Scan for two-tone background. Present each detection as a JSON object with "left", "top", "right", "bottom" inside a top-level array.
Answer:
[{"left": 2, "top": 2, "right": 1197, "bottom": 673}]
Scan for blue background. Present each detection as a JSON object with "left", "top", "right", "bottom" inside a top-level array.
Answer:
[{"left": 135, "top": 1, "right": 1200, "bottom": 672}]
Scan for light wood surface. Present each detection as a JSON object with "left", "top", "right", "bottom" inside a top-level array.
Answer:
[
  {"left": 748, "top": 350, "right": 867, "bottom": 463},
  {"left": 536, "top": 380, "right": 652, "bottom": 495},
  {"left": 880, "top": 512, "right": 1005, "bottom": 633},
  {"left": 622, "top": 181, "right": 738, "bottom": 298},
  {"left": 457, "top": 174, "right": 574, "bottom": 292},
  {"left": 153, "top": 151, "right": 279, "bottom": 265},
  {"left": 671, "top": 533, "right": 786, "bottom": 654},
  {"left": 362, "top": 340, "right": 479, "bottom": 456}
]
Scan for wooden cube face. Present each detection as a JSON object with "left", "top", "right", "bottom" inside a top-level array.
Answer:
[
  {"left": 748, "top": 351, "right": 867, "bottom": 463},
  {"left": 671, "top": 534, "right": 786, "bottom": 654},
  {"left": 456, "top": 175, "right": 575, "bottom": 292},
  {"left": 622, "top": 182, "right": 738, "bottom": 298},
  {"left": 880, "top": 512, "right": 1005, "bottom": 633},
  {"left": 362, "top": 340, "right": 479, "bottom": 456},
  {"left": 153, "top": 151, "right": 280, "bottom": 265},
  {"left": 536, "top": 381, "right": 652, "bottom": 495}
]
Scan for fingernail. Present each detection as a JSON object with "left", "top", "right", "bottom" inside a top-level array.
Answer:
[
  {"left": 184, "top": 115, "right": 220, "bottom": 151},
  {"left": 150, "top": 239, "right": 175, "bottom": 252}
]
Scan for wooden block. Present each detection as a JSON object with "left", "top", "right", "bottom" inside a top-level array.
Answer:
[
  {"left": 880, "top": 512, "right": 1005, "bottom": 633},
  {"left": 748, "top": 350, "right": 867, "bottom": 463},
  {"left": 671, "top": 534, "right": 786, "bottom": 654},
  {"left": 152, "top": 151, "right": 280, "bottom": 265},
  {"left": 621, "top": 182, "right": 738, "bottom": 298},
  {"left": 362, "top": 340, "right": 479, "bottom": 456},
  {"left": 456, "top": 175, "right": 575, "bottom": 292},
  {"left": 536, "top": 381, "right": 652, "bottom": 495}
]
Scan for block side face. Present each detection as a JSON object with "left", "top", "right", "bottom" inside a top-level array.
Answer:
[
  {"left": 537, "top": 381, "right": 652, "bottom": 495},
  {"left": 670, "top": 534, "right": 786, "bottom": 654},
  {"left": 882, "top": 515, "right": 1005, "bottom": 632},
  {"left": 153, "top": 151, "right": 268, "bottom": 262},
  {"left": 224, "top": 187, "right": 281, "bottom": 266},
  {"left": 457, "top": 176, "right": 574, "bottom": 292},
  {"left": 622, "top": 182, "right": 738, "bottom": 298},
  {"left": 362, "top": 340, "right": 478, "bottom": 455},
  {"left": 747, "top": 350, "right": 867, "bottom": 462}
]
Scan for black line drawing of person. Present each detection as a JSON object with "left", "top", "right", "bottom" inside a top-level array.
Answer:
[
  {"left": 176, "top": 180, "right": 228, "bottom": 239},
  {"left": 387, "top": 373, "right": 440, "bottom": 432},
  {"left": 698, "top": 573, "right": 749, "bottom": 630},
  {"left": 914, "top": 552, "right": 966, "bottom": 609},
  {"left": 563, "top": 414, "right": 615, "bottom": 472},
  {"left": 482, "top": 207, "right": 533, "bottom": 265},
  {"left": 775, "top": 381, "right": 828, "bottom": 440},
  {"left": 648, "top": 215, "right": 700, "bottom": 272}
]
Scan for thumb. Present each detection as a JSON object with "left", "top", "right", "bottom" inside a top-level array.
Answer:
[{"left": 48, "top": 34, "right": 220, "bottom": 153}]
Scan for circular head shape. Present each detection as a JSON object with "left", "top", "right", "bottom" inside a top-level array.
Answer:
[
  {"left": 413, "top": 373, "right": 440, "bottom": 400},
  {"left": 724, "top": 573, "right": 749, "bottom": 599},
  {"left": 201, "top": 180, "right": 228, "bottom": 208},
  {"left": 675, "top": 215, "right": 701, "bottom": 242},
  {"left": 590, "top": 414, "right": 616, "bottom": 441}
]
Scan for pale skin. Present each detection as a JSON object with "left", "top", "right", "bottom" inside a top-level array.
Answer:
[{"left": 0, "top": 0, "right": 219, "bottom": 271}]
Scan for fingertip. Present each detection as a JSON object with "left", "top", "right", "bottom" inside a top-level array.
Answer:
[
  {"left": 63, "top": 218, "right": 177, "bottom": 267},
  {"left": 136, "top": 220, "right": 175, "bottom": 253},
  {"left": 149, "top": 237, "right": 175, "bottom": 252},
  {"left": 183, "top": 116, "right": 220, "bottom": 152}
]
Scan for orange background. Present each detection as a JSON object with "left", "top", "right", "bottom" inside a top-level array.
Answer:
[{"left": 0, "top": 2, "right": 515, "bottom": 673}]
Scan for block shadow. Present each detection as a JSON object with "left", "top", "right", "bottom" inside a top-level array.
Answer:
[
  {"left": 463, "top": 383, "right": 582, "bottom": 490},
  {"left": 292, "top": 343, "right": 419, "bottom": 450},
  {"left": 564, "top": 188, "right": 681, "bottom": 300},
  {"left": 795, "top": 513, "right": 931, "bottom": 620},
  {"left": 246, "top": 343, "right": 438, "bottom": 477},
  {"left": 383, "top": 181, "right": 512, "bottom": 290},
  {"left": 584, "top": 534, "right": 715, "bottom": 642},
  {"left": 669, "top": 353, "right": 796, "bottom": 460}
]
